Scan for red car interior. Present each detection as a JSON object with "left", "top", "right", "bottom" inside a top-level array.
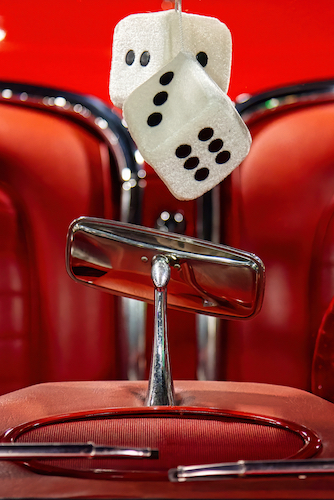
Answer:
[
  {"left": 0, "top": 1, "right": 333, "bottom": 498},
  {"left": 2, "top": 82, "right": 334, "bottom": 394},
  {"left": 0, "top": 78, "right": 333, "bottom": 497}
]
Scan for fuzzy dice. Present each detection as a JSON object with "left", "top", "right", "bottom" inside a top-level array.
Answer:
[{"left": 123, "top": 52, "right": 251, "bottom": 201}]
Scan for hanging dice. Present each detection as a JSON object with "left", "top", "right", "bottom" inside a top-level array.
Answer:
[
  {"left": 109, "top": 10, "right": 232, "bottom": 109},
  {"left": 123, "top": 52, "right": 251, "bottom": 201}
]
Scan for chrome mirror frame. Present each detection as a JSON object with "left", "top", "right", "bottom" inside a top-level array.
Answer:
[{"left": 66, "top": 217, "right": 265, "bottom": 320}]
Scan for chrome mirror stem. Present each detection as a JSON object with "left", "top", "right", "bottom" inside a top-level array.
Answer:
[{"left": 146, "top": 255, "right": 175, "bottom": 406}]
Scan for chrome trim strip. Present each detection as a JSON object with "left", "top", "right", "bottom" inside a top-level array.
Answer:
[
  {"left": 236, "top": 80, "right": 334, "bottom": 123},
  {"left": 0, "top": 443, "right": 158, "bottom": 460},
  {"left": 196, "top": 186, "right": 221, "bottom": 380},
  {"left": 196, "top": 315, "right": 218, "bottom": 381},
  {"left": 169, "top": 458, "right": 334, "bottom": 482},
  {"left": 120, "top": 297, "right": 147, "bottom": 380}
]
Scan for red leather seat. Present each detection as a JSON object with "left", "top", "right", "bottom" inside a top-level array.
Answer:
[
  {"left": 0, "top": 83, "right": 203, "bottom": 392},
  {"left": 0, "top": 88, "right": 122, "bottom": 394},
  {"left": 224, "top": 85, "right": 334, "bottom": 391},
  {"left": 0, "top": 83, "right": 334, "bottom": 498},
  {"left": 2, "top": 83, "right": 334, "bottom": 395}
]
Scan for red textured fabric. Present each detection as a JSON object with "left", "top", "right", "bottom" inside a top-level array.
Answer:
[{"left": 17, "top": 416, "right": 305, "bottom": 473}]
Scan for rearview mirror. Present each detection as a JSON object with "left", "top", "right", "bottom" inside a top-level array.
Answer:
[{"left": 66, "top": 217, "right": 265, "bottom": 319}]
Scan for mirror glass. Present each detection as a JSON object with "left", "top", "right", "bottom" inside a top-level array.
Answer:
[{"left": 66, "top": 217, "right": 265, "bottom": 319}]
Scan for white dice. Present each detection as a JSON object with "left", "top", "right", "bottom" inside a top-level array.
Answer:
[
  {"left": 123, "top": 52, "right": 251, "bottom": 201},
  {"left": 174, "top": 11, "right": 232, "bottom": 95},
  {"left": 109, "top": 10, "right": 232, "bottom": 109}
]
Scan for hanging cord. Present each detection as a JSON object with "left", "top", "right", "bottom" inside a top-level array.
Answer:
[{"left": 174, "top": 0, "right": 184, "bottom": 52}]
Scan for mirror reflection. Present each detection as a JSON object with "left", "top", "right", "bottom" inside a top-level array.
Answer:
[{"left": 66, "top": 217, "right": 265, "bottom": 319}]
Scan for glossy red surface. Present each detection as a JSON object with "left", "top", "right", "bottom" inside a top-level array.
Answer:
[
  {"left": 0, "top": 0, "right": 332, "bottom": 391},
  {"left": 0, "top": 101, "right": 119, "bottom": 390},
  {"left": 0, "top": 1, "right": 333, "bottom": 103},
  {"left": 224, "top": 100, "right": 334, "bottom": 390},
  {"left": 0, "top": 1, "right": 332, "bottom": 497}
]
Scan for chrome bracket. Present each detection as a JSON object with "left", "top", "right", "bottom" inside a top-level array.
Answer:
[{"left": 146, "top": 255, "right": 175, "bottom": 406}]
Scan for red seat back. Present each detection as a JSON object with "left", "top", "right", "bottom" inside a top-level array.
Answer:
[
  {"left": 0, "top": 90, "right": 125, "bottom": 393},
  {"left": 223, "top": 86, "right": 334, "bottom": 390}
]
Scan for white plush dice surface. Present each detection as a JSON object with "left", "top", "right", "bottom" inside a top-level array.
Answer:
[
  {"left": 110, "top": 10, "right": 231, "bottom": 109},
  {"left": 123, "top": 52, "right": 251, "bottom": 201},
  {"left": 171, "top": 11, "right": 232, "bottom": 96},
  {"left": 110, "top": 11, "right": 173, "bottom": 109}
]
